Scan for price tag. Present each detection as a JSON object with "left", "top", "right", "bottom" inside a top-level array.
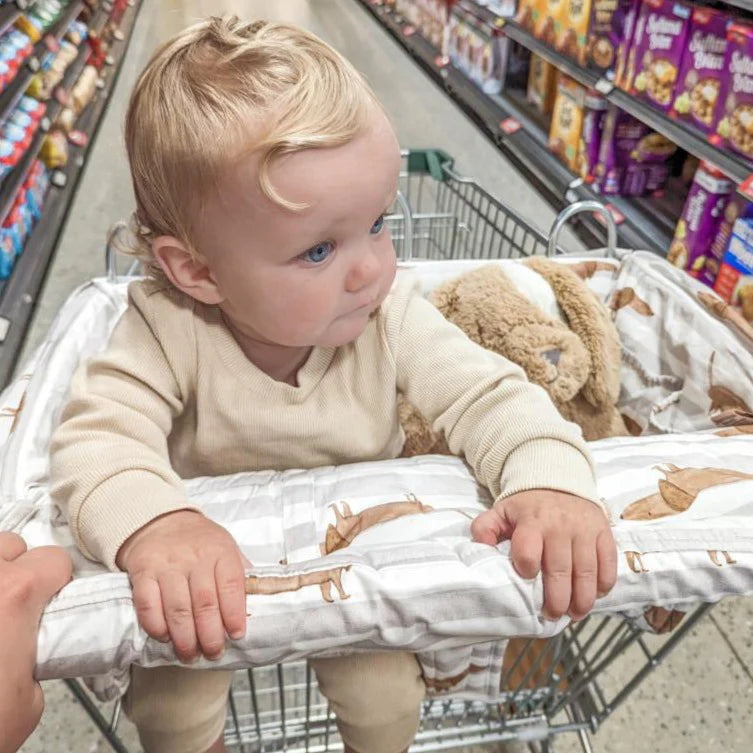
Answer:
[
  {"left": 402, "top": 24, "right": 416, "bottom": 36},
  {"left": 594, "top": 78, "right": 614, "bottom": 95},
  {"left": 16, "top": 0, "right": 28, "bottom": 10},
  {"left": 0, "top": 317, "right": 9, "bottom": 343},
  {"left": 494, "top": 17, "right": 506, "bottom": 28},
  {"left": 68, "top": 130, "right": 88, "bottom": 147},
  {"left": 44, "top": 35, "right": 60, "bottom": 53},
  {"left": 28, "top": 56, "right": 40, "bottom": 72},
  {"left": 434, "top": 55, "right": 449, "bottom": 68},
  {"left": 40, "top": 116, "right": 51, "bottom": 132},
  {"left": 499, "top": 117, "right": 521, "bottom": 135},
  {"left": 739, "top": 174, "right": 753, "bottom": 201},
  {"left": 565, "top": 177, "right": 583, "bottom": 203},
  {"left": 595, "top": 203, "right": 625, "bottom": 226}
]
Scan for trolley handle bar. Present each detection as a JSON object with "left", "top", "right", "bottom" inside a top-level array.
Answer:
[{"left": 547, "top": 201, "right": 618, "bottom": 258}]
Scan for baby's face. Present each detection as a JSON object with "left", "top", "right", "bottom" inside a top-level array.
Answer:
[{"left": 198, "top": 108, "right": 401, "bottom": 348}]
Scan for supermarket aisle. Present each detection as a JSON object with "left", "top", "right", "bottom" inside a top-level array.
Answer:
[
  {"left": 16, "top": 2, "right": 753, "bottom": 753},
  {"left": 18, "top": 0, "right": 564, "bottom": 364}
]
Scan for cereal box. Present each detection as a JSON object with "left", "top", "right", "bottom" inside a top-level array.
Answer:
[
  {"left": 709, "top": 194, "right": 753, "bottom": 278},
  {"left": 629, "top": 0, "right": 692, "bottom": 111},
  {"left": 594, "top": 105, "right": 677, "bottom": 195},
  {"left": 515, "top": 0, "right": 540, "bottom": 32},
  {"left": 577, "top": 90, "right": 608, "bottom": 182},
  {"left": 549, "top": 76, "right": 586, "bottom": 172},
  {"left": 715, "top": 24, "right": 753, "bottom": 164},
  {"left": 586, "top": 0, "right": 638, "bottom": 79},
  {"left": 667, "top": 162, "right": 733, "bottom": 282},
  {"left": 671, "top": 7, "right": 729, "bottom": 134},
  {"left": 527, "top": 54, "right": 559, "bottom": 114},
  {"left": 714, "top": 218, "right": 753, "bottom": 320},
  {"left": 534, "top": 0, "right": 567, "bottom": 47},
  {"left": 614, "top": 0, "right": 643, "bottom": 86},
  {"left": 558, "top": 0, "right": 593, "bottom": 66}
]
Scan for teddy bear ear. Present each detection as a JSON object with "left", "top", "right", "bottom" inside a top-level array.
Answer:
[{"left": 525, "top": 257, "right": 621, "bottom": 409}]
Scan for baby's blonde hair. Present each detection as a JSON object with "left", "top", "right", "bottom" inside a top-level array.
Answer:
[{"left": 117, "top": 16, "right": 381, "bottom": 272}]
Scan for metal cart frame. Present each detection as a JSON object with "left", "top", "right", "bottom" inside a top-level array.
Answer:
[{"left": 63, "top": 149, "right": 708, "bottom": 753}]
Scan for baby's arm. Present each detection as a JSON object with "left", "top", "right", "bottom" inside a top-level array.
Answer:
[
  {"left": 50, "top": 287, "right": 246, "bottom": 660},
  {"left": 390, "top": 280, "right": 616, "bottom": 620}
]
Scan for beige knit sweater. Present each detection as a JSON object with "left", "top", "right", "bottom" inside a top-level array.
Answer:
[{"left": 50, "top": 272, "right": 598, "bottom": 570}]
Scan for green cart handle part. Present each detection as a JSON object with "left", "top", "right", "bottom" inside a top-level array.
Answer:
[{"left": 405, "top": 149, "right": 454, "bottom": 181}]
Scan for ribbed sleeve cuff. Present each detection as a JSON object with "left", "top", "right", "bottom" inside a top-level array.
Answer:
[
  {"left": 75, "top": 470, "right": 199, "bottom": 571},
  {"left": 497, "top": 438, "right": 603, "bottom": 512}
]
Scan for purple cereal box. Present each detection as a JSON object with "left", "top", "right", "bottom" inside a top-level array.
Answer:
[
  {"left": 714, "top": 23, "right": 753, "bottom": 164},
  {"left": 615, "top": 0, "right": 642, "bottom": 87},
  {"left": 703, "top": 193, "right": 753, "bottom": 285},
  {"left": 578, "top": 90, "right": 607, "bottom": 182},
  {"left": 667, "top": 162, "right": 733, "bottom": 283},
  {"left": 629, "top": 0, "right": 692, "bottom": 112},
  {"left": 671, "top": 7, "right": 729, "bottom": 134},
  {"left": 594, "top": 104, "right": 676, "bottom": 196},
  {"left": 587, "top": 0, "right": 638, "bottom": 79}
]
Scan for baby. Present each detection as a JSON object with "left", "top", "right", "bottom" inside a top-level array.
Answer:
[{"left": 50, "top": 17, "right": 616, "bottom": 753}]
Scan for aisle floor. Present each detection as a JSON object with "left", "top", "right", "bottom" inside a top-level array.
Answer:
[{"left": 17, "top": 1, "right": 753, "bottom": 751}]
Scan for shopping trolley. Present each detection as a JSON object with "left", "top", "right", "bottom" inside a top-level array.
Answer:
[{"left": 64, "top": 148, "right": 709, "bottom": 753}]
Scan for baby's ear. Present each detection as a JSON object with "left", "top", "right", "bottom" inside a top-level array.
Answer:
[{"left": 152, "top": 236, "right": 223, "bottom": 305}]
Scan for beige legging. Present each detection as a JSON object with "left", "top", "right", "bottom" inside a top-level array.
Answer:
[{"left": 123, "top": 651, "right": 425, "bottom": 753}]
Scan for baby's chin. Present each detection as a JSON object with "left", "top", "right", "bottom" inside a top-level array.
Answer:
[{"left": 317, "top": 306, "right": 381, "bottom": 347}]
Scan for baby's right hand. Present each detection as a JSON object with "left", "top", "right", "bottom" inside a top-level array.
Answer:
[{"left": 116, "top": 510, "right": 247, "bottom": 663}]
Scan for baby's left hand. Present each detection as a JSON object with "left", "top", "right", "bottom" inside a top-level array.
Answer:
[{"left": 471, "top": 490, "right": 617, "bottom": 622}]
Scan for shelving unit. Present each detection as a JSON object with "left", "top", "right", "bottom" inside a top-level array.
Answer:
[
  {"left": 356, "top": 0, "right": 674, "bottom": 253},
  {"left": 501, "top": 16, "right": 753, "bottom": 184},
  {"left": 0, "top": 0, "right": 143, "bottom": 385},
  {"left": 356, "top": 0, "right": 753, "bottom": 259}
]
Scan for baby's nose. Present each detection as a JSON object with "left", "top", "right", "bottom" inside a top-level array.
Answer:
[{"left": 346, "top": 249, "right": 381, "bottom": 292}]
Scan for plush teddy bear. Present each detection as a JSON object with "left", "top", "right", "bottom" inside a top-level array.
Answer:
[{"left": 399, "top": 257, "right": 628, "bottom": 455}]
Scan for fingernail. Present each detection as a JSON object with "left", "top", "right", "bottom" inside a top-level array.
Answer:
[
  {"left": 207, "top": 649, "right": 225, "bottom": 662},
  {"left": 157, "top": 635, "right": 170, "bottom": 644},
  {"left": 596, "top": 590, "right": 608, "bottom": 599},
  {"left": 230, "top": 629, "right": 244, "bottom": 641}
]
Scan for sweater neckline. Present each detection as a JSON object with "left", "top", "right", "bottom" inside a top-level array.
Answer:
[{"left": 201, "top": 305, "right": 337, "bottom": 398}]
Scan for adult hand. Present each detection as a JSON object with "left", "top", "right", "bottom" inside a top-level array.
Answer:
[
  {"left": 471, "top": 489, "right": 617, "bottom": 621},
  {"left": 0, "top": 532, "right": 72, "bottom": 753}
]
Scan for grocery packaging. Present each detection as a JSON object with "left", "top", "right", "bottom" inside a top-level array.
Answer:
[
  {"left": 0, "top": 160, "right": 50, "bottom": 279},
  {"left": 715, "top": 23, "right": 753, "bottom": 164},
  {"left": 709, "top": 194, "right": 753, "bottom": 280},
  {"left": 534, "top": 0, "right": 566, "bottom": 46},
  {"left": 449, "top": 9, "right": 506, "bottom": 94},
  {"left": 558, "top": 0, "right": 592, "bottom": 66},
  {"left": 671, "top": 7, "right": 729, "bottom": 134},
  {"left": 577, "top": 90, "right": 608, "bottom": 182},
  {"left": 594, "top": 105, "right": 677, "bottom": 196},
  {"left": 548, "top": 76, "right": 586, "bottom": 172},
  {"left": 585, "top": 0, "right": 637, "bottom": 78},
  {"left": 667, "top": 162, "right": 733, "bottom": 282},
  {"left": 515, "top": 0, "right": 540, "bottom": 32},
  {"left": 611, "top": 0, "right": 643, "bottom": 85},
  {"left": 527, "top": 54, "right": 559, "bottom": 114},
  {"left": 629, "top": 0, "right": 692, "bottom": 111},
  {"left": 714, "top": 218, "right": 753, "bottom": 320}
]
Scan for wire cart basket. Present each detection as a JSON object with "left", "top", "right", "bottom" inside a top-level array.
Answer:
[{"left": 67, "top": 149, "right": 709, "bottom": 753}]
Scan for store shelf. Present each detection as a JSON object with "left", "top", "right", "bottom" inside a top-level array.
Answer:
[
  {"left": 32, "top": 0, "right": 84, "bottom": 61},
  {"left": 500, "top": 18, "right": 753, "bottom": 185},
  {"left": 720, "top": 0, "right": 753, "bottom": 12},
  {"left": 0, "top": 0, "right": 142, "bottom": 387},
  {"left": 0, "top": 4, "right": 22, "bottom": 37},
  {"left": 355, "top": 0, "right": 674, "bottom": 254}
]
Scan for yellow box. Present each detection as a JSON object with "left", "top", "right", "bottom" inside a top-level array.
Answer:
[
  {"left": 558, "top": 0, "right": 593, "bottom": 66},
  {"left": 548, "top": 76, "right": 587, "bottom": 172},
  {"left": 527, "top": 54, "right": 559, "bottom": 115}
]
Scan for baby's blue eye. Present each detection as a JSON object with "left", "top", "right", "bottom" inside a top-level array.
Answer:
[
  {"left": 302, "top": 242, "right": 333, "bottom": 263},
  {"left": 370, "top": 215, "right": 385, "bottom": 235}
]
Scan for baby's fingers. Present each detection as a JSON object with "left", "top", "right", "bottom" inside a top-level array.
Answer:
[
  {"left": 510, "top": 525, "right": 543, "bottom": 580},
  {"left": 159, "top": 571, "right": 198, "bottom": 663},
  {"left": 541, "top": 537, "right": 571, "bottom": 621},
  {"left": 596, "top": 528, "right": 618, "bottom": 597},
  {"left": 569, "top": 536, "right": 597, "bottom": 621},
  {"left": 189, "top": 569, "right": 225, "bottom": 660},
  {"left": 216, "top": 552, "right": 247, "bottom": 641},
  {"left": 131, "top": 573, "right": 169, "bottom": 643}
]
